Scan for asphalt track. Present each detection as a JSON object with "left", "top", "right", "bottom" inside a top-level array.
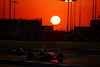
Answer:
[
  {"left": 0, "top": 54, "right": 100, "bottom": 67},
  {"left": 0, "top": 58, "right": 87, "bottom": 67},
  {"left": 0, "top": 41, "right": 100, "bottom": 67},
  {"left": 0, "top": 41, "right": 100, "bottom": 49}
]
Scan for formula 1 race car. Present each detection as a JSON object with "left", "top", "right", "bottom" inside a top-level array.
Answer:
[
  {"left": 26, "top": 49, "right": 63, "bottom": 63},
  {"left": 7, "top": 47, "right": 26, "bottom": 56}
]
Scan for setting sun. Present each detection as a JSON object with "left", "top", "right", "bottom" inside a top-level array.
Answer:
[
  {"left": 51, "top": 16, "right": 61, "bottom": 25},
  {"left": 65, "top": 0, "right": 72, "bottom": 2}
]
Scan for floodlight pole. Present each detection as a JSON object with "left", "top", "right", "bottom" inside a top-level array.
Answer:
[
  {"left": 70, "top": 2, "right": 72, "bottom": 31},
  {"left": 92, "top": 0, "right": 94, "bottom": 20},
  {"left": 67, "top": 0, "right": 69, "bottom": 32},
  {"left": 95, "top": 0, "right": 97, "bottom": 20},
  {"left": 74, "top": 1, "right": 76, "bottom": 29},
  {"left": 79, "top": 0, "right": 81, "bottom": 27},
  {"left": 9, "top": 0, "right": 11, "bottom": 19},
  {"left": 11, "top": 1, "right": 18, "bottom": 20},
  {"left": 14, "top": 4, "right": 15, "bottom": 20},
  {"left": 4, "top": 0, "right": 5, "bottom": 19}
]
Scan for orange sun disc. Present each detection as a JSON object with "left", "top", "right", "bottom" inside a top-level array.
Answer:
[{"left": 51, "top": 16, "right": 61, "bottom": 25}]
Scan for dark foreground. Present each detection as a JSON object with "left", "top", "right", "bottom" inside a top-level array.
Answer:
[
  {"left": 0, "top": 41, "right": 100, "bottom": 67},
  {"left": 0, "top": 54, "right": 100, "bottom": 67},
  {"left": 0, "top": 57, "right": 83, "bottom": 67}
]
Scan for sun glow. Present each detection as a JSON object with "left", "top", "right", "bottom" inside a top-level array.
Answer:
[
  {"left": 65, "top": 0, "right": 72, "bottom": 2},
  {"left": 51, "top": 16, "right": 61, "bottom": 25}
]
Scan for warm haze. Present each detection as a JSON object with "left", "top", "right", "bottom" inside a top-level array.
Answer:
[{"left": 0, "top": 0, "right": 100, "bottom": 31}]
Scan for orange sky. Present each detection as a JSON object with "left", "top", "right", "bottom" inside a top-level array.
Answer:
[{"left": 0, "top": 0, "right": 100, "bottom": 31}]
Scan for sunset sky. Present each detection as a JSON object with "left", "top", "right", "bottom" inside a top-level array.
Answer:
[{"left": 0, "top": 0, "right": 100, "bottom": 31}]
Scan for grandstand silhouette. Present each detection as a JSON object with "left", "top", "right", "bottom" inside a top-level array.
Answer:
[
  {"left": 0, "top": 19, "right": 42, "bottom": 40},
  {"left": 0, "top": 19, "right": 100, "bottom": 41}
]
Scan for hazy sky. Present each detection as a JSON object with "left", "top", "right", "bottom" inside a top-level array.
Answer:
[{"left": 0, "top": 0, "right": 100, "bottom": 31}]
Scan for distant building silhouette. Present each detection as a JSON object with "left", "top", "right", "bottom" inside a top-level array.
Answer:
[{"left": 0, "top": 19, "right": 100, "bottom": 41}]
